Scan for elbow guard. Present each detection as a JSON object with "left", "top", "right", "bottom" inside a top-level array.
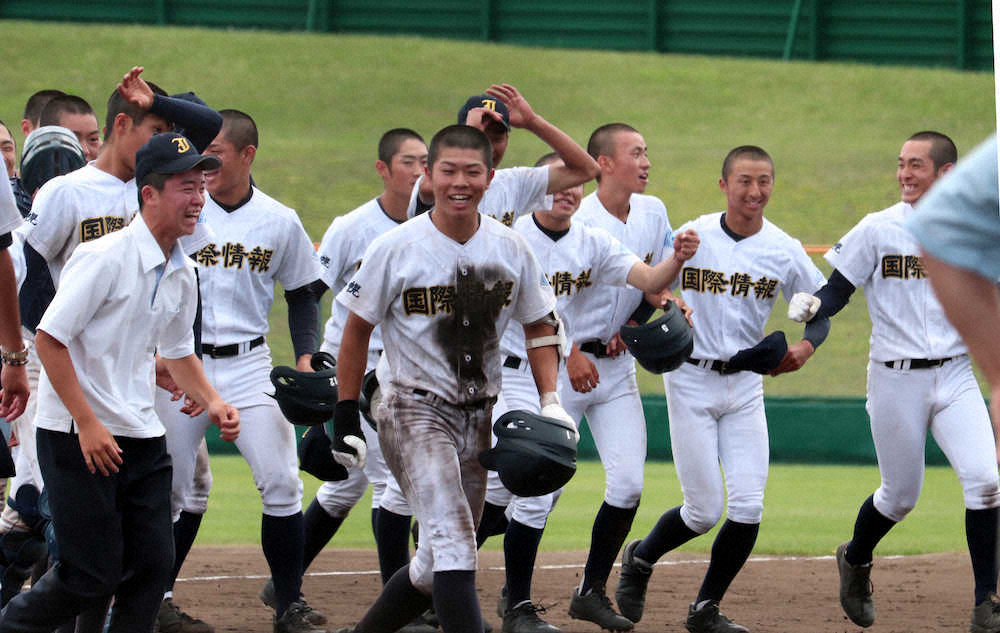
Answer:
[{"left": 525, "top": 310, "right": 568, "bottom": 360}]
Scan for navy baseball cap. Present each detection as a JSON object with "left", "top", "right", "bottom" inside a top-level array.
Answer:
[
  {"left": 135, "top": 132, "right": 221, "bottom": 185},
  {"left": 457, "top": 94, "right": 510, "bottom": 131}
]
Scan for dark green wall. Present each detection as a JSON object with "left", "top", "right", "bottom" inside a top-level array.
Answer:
[
  {"left": 1, "top": 0, "right": 992, "bottom": 71},
  {"left": 207, "top": 395, "right": 956, "bottom": 465}
]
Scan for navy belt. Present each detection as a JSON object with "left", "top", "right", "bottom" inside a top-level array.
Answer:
[
  {"left": 883, "top": 357, "right": 953, "bottom": 370},
  {"left": 201, "top": 336, "right": 265, "bottom": 359},
  {"left": 579, "top": 340, "right": 610, "bottom": 358}
]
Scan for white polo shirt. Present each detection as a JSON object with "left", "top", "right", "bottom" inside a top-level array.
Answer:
[{"left": 35, "top": 213, "right": 198, "bottom": 438}]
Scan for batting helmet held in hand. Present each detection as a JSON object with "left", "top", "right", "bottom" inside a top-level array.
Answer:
[
  {"left": 297, "top": 425, "right": 348, "bottom": 481},
  {"left": 478, "top": 410, "right": 577, "bottom": 497},
  {"left": 269, "top": 354, "right": 338, "bottom": 426},
  {"left": 619, "top": 302, "right": 693, "bottom": 374},
  {"left": 21, "top": 126, "right": 86, "bottom": 197}
]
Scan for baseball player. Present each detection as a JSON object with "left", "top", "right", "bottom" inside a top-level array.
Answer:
[
  {"left": 38, "top": 95, "right": 103, "bottom": 162},
  {"left": 789, "top": 132, "right": 1000, "bottom": 632},
  {"left": 481, "top": 151, "right": 698, "bottom": 633},
  {"left": 1, "top": 120, "right": 15, "bottom": 179},
  {"left": 614, "top": 145, "right": 829, "bottom": 633},
  {"left": 257, "top": 129, "right": 428, "bottom": 622},
  {"left": 154, "top": 108, "right": 326, "bottom": 633},
  {"left": 532, "top": 122, "right": 680, "bottom": 632},
  {"left": 0, "top": 131, "right": 239, "bottom": 633},
  {"left": 333, "top": 124, "right": 570, "bottom": 633},
  {"left": 407, "top": 84, "right": 599, "bottom": 227},
  {"left": 1, "top": 68, "right": 222, "bottom": 610}
]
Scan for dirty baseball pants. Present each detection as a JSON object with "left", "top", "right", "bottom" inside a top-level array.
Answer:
[{"left": 0, "top": 429, "right": 173, "bottom": 633}]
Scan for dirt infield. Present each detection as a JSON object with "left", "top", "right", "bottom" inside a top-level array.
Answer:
[{"left": 174, "top": 546, "right": 976, "bottom": 632}]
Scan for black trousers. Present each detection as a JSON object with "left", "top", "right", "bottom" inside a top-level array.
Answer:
[{"left": 0, "top": 428, "right": 174, "bottom": 633}]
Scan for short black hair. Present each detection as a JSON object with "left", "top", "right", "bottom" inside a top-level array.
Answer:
[
  {"left": 219, "top": 109, "right": 258, "bottom": 151},
  {"left": 721, "top": 145, "right": 774, "bottom": 181},
  {"left": 0, "top": 119, "right": 12, "bottom": 139},
  {"left": 104, "top": 80, "right": 167, "bottom": 142},
  {"left": 586, "top": 123, "right": 640, "bottom": 161},
  {"left": 428, "top": 125, "right": 492, "bottom": 171},
  {"left": 378, "top": 128, "right": 424, "bottom": 165},
  {"left": 39, "top": 95, "right": 96, "bottom": 127},
  {"left": 534, "top": 151, "right": 559, "bottom": 168},
  {"left": 137, "top": 171, "right": 171, "bottom": 209},
  {"left": 907, "top": 131, "right": 958, "bottom": 170},
  {"left": 23, "top": 89, "right": 66, "bottom": 126}
]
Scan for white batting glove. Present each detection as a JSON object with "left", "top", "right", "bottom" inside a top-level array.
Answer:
[
  {"left": 333, "top": 435, "right": 367, "bottom": 469},
  {"left": 541, "top": 402, "right": 580, "bottom": 443},
  {"left": 787, "top": 292, "right": 821, "bottom": 323}
]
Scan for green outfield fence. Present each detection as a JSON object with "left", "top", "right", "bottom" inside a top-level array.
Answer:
[
  {"left": 1, "top": 0, "right": 992, "bottom": 71},
  {"left": 204, "top": 396, "right": 958, "bottom": 465}
]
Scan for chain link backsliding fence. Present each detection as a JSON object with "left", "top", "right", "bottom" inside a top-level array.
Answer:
[{"left": 0, "top": 0, "right": 992, "bottom": 71}]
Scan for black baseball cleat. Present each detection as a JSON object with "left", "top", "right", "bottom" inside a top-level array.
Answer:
[
  {"left": 568, "top": 586, "right": 634, "bottom": 631},
  {"left": 615, "top": 539, "right": 653, "bottom": 623},
  {"left": 835, "top": 542, "right": 874, "bottom": 627},
  {"left": 260, "top": 579, "right": 328, "bottom": 626},
  {"left": 684, "top": 600, "right": 748, "bottom": 633},
  {"left": 502, "top": 601, "right": 562, "bottom": 633}
]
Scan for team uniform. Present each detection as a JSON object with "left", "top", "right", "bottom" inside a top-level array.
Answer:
[
  {"left": 156, "top": 186, "right": 319, "bottom": 517},
  {"left": 338, "top": 211, "right": 555, "bottom": 596},
  {"left": 313, "top": 198, "right": 410, "bottom": 523},
  {"left": 828, "top": 200, "right": 1000, "bottom": 627},
  {"left": 0, "top": 212, "right": 198, "bottom": 632},
  {"left": 617, "top": 210, "right": 824, "bottom": 632}
]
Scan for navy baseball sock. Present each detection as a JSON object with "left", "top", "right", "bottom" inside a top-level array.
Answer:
[
  {"left": 581, "top": 502, "right": 638, "bottom": 594},
  {"left": 355, "top": 564, "right": 431, "bottom": 633},
  {"left": 635, "top": 505, "right": 699, "bottom": 563},
  {"left": 696, "top": 519, "right": 759, "bottom": 603},
  {"left": 433, "top": 570, "right": 484, "bottom": 633},
  {"left": 966, "top": 507, "right": 999, "bottom": 604},
  {"left": 375, "top": 508, "right": 412, "bottom": 584},
  {"left": 167, "top": 510, "right": 203, "bottom": 591},
  {"left": 301, "top": 498, "right": 344, "bottom": 572},
  {"left": 477, "top": 502, "right": 509, "bottom": 548},
  {"left": 261, "top": 512, "right": 304, "bottom": 617},
  {"left": 371, "top": 507, "right": 378, "bottom": 537},
  {"left": 846, "top": 494, "right": 896, "bottom": 566},
  {"left": 504, "top": 519, "right": 544, "bottom": 607}
]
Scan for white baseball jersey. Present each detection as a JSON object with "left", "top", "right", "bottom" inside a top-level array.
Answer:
[
  {"left": 499, "top": 214, "right": 640, "bottom": 358},
  {"left": 317, "top": 197, "right": 400, "bottom": 362},
  {"left": 825, "top": 201, "right": 966, "bottom": 362},
  {"left": 337, "top": 212, "right": 556, "bottom": 405},
  {"left": 407, "top": 166, "right": 550, "bottom": 227},
  {"left": 35, "top": 214, "right": 197, "bottom": 438},
  {"left": 676, "top": 212, "right": 825, "bottom": 360},
  {"left": 24, "top": 164, "right": 137, "bottom": 287},
  {"left": 0, "top": 171, "right": 19, "bottom": 236},
  {"left": 192, "top": 187, "right": 321, "bottom": 345},
  {"left": 573, "top": 192, "right": 672, "bottom": 342}
]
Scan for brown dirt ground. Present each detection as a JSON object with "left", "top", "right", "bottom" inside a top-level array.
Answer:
[{"left": 174, "top": 546, "right": 977, "bottom": 633}]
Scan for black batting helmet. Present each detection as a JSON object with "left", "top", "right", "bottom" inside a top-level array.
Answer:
[
  {"left": 478, "top": 410, "right": 577, "bottom": 497},
  {"left": 297, "top": 425, "right": 348, "bottom": 481},
  {"left": 269, "top": 352, "right": 338, "bottom": 426},
  {"left": 619, "top": 302, "right": 693, "bottom": 374},
  {"left": 21, "top": 126, "right": 86, "bottom": 196}
]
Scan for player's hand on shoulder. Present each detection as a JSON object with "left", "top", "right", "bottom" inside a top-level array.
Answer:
[
  {"left": 768, "top": 340, "right": 815, "bottom": 376},
  {"left": 672, "top": 229, "right": 700, "bottom": 261},
  {"left": 332, "top": 400, "right": 367, "bottom": 469},
  {"left": 787, "top": 292, "right": 821, "bottom": 323},
  {"left": 117, "top": 66, "right": 154, "bottom": 110},
  {"left": 486, "top": 83, "right": 536, "bottom": 129},
  {"left": 567, "top": 346, "right": 599, "bottom": 393},
  {"left": 77, "top": 421, "right": 123, "bottom": 476},
  {"left": 208, "top": 400, "right": 240, "bottom": 442}
]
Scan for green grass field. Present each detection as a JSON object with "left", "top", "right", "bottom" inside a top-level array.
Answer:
[
  {"left": 1, "top": 20, "right": 995, "bottom": 399},
  {"left": 205, "top": 455, "right": 967, "bottom": 556}
]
